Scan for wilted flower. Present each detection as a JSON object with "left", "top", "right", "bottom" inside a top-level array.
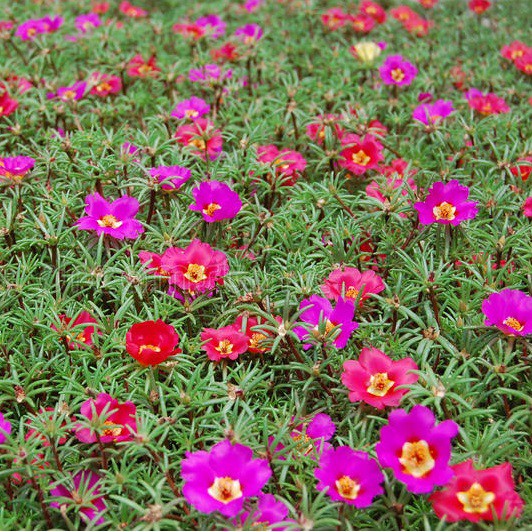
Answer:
[
  {"left": 149, "top": 165, "right": 191, "bottom": 191},
  {"left": 201, "top": 325, "right": 249, "bottom": 361},
  {"left": 379, "top": 55, "right": 418, "bottom": 86},
  {"left": 126, "top": 320, "right": 181, "bottom": 366},
  {"left": 0, "top": 156, "right": 35, "bottom": 183},
  {"left": 481, "top": 289, "right": 532, "bottom": 337},
  {"left": 321, "top": 267, "right": 385, "bottom": 304},
  {"left": 171, "top": 96, "right": 210, "bottom": 120},
  {"left": 189, "top": 181, "right": 242, "bottom": 222},
  {"left": 413, "top": 100, "right": 454, "bottom": 125}
]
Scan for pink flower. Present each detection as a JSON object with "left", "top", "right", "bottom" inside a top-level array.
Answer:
[
  {"left": 321, "top": 267, "right": 385, "bottom": 304},
  {"left": 366, "top": 174, "right": 417, "bottom": 217},
  {"left": 0, "top": 411, "right": 11, "bottom": 444},
  {"left": 89, "top": 72, "right": 122, "bottom": 97},
  {"left": 481, "top": 289, "right": 532, "bottom": 337},
  {"left": 360, "top": 0, "right": 387, "bottom": 23},
  {"left": 321, "top": 8, "right": 348, "bottom": 30},
  {"left": 464, "top": 88, "right": 510, "bottom": 115},
  {"left": 414, "top": 180, "right": 478, "bottom": 225},
  {"left": 16, "top": 17, "right": 61, "bottom": 40},
  {"left": 293, "top": 295, "right": 358, "bottom": 350},
  {"left": 289, "top": 413, "right": 336, "bottom": 457},
  {"left": 76, "top": 192, "right": 144, "bottom": 240},
  {"left": 138, "top": 251, "right": 169, "bottom": 277},
  {"left": 188, "top": 64, "right": 231, "bottom": 84},
  {"left": 75, "top": 14, "right": 101, "bottom": 33},
  {"left": 189, "top": 181, "right": 242, "bottom": 222},
  {"left": 196, "top": 14, "right": 226, "bottom": 39},
  {"left": 306, "top": 114, "right": 344, "bottom": 145},
  {"left": 119, "top": 1, "right": 147, "bottom": 18},
  {"left": 51, "top": 311, "right": 100, "bottom": 349},
  {"left": 149, "top": 165, "right": 191, "bottom": 191},
  {"left": 379, "top": 55, "right": 418, "bottom": 86},
  {"left": 243, "top": 0, "right": 264, "bottom": 12},
  {"left": 50, "top": 471, "right": 106, "bottom": 525},
  {"left": 234, "top": 24, "right": 263, "bottom": 44},
  {"left": 338, "top": 134, "right": 384, "bottom": 175},
  {"left": 523, "top": 197, "right": 532, "bottom": 217},
  {"left": 74, "top": 393, "right": 137, "bottom": 444},
  {"left": 50, "top": 82, "right": 87, "bottom": 102},
  {"left": 126, "top": 54, "right": 160, "bottom": 78},
  {"left": 161, "top": 239, "right": 229, "bottom": 294},
  {"left": 0, "top": 91, "right": 18, "bottom": 117},
  {"left": 235, "top": 493, "right": 288, "bottom": 530},
  {"left": 201, "top": 325, "right": 249, "bottom": 361},
  {"left": 171, "top": 97, "right": 210, "bottom": 120},
  {"left": 348, "top": 13, "right": 375, "bottom": 33},
  {"left": 413, "top": 100, "right": 454, "bottom": 125},
  {"left": 341, "top": 347, "right": 419, "bottom": 409},
  {"left": 181, "top": 439, "right": 271, "bottom": 517},
  {"left": 315, "top": 446, "right": 384, "bottom": 507},
  {"left": 376, "top": 405, "right": 459, "bottom": 493},
  {"left": 174, "top": 119, "right": 223, "bottom": 160},
  {"left": 256, "top": 145, "right": 307, "bottom": 185},
  {"left": 0, "top": 156, "right": 35, "bottom": 183},
  {"left": 468, "top": 0, "right": 491, "bottom": 14},
  {"left": 501, "top": 41, "right": 530, "bottom": 62}
]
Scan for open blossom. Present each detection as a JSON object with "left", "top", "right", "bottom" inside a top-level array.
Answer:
[
  {"left": 315, "top": 446, "right": 385, "bottom": 507},
  {"left": 339, "top": 134, "right": 384, "bottom": 175},
  {"left": 321, "top": 8, "right": 348, "bottom": 30},
  {"left": 210, "top": 42, "right": 239, "bottom": 62},
  {"left": 76, "top": 192, "right": 144, "bottom": 240},
  {"left": 234, "top": 24, "right": 263, "bottom": 44},
  {"left": 256, "top": 145, "right": 307, "bottom": 185},
  {"left": 189, "top": 181, "right": 242, "bottom": 222},
  {"left": 509, "top": 157, "right": 531, "bottom": 181},
  {"left": 376, "top": 405, "right": 459, "bottom": 493},
  {"left": 51, "top": 311, "right": 100, "bottom": 349},
  {"left": 89, "top": 72, "right": 121, "bottom": 97},
  {"left": 0, "top": 91, "right": 18, "bottom": 117},
  {"left": 0, "top": 412, "right": 11, "bottom": 444},
  {"left": 171, "top": 97, "right": 210, "bottom": 120},
  {"left": 49, "top": 82, "right": 87, "bottom": 102},
  {"left": 75, "top": 14, "right": 101, "bottom": 33},
  {"left": 149, "top": 165, "right": 191, "bottom": 191},
  {"left": 126, "top": 320, "right": 181, "bottom": 366},
  {"left": 380, "top": 55, "right": 417, "bottom": 86},
  {"left": 413, "top": 100, "right": 454, "bottom": 125},
  {"left": 127, "top": 54, "right": 160, "bottom": 78},
  {"left": 119, "top": 1, "right": 147, "bottom": 17},
  {"left": 341, "top": 347, "right": 419, "bottom": 409},
  {"left": 291, "top": 413, "right": 336, "bottom": 457},
  {"left": 0, "top": 156, "right": 35, "bottom": 183},
  {"left": 161, "top": 239, "right": 229, "bottom": 294},
  {"left": 236, "top": 493, "right": 288, "bottom": 530},
  {"left": 481, "top": 289, "right": 532, "bottom": 337},
  {"left": 174, "top": 119, "right": 223, "bottom": 160},
  {"left": 234, "top": 314, "right": 281, "bottom": 354},
  {"left": 293, "top": 295, "right": 358, "bottom": 350},
  {"left": 321, "top": 267, "right": 385, "bottom": 304},
  {"left": 75, "top": 393, "right": 136, "bottom": 444},
  {"left": 306, "top": 114, "right": 344, "bottom": 144},
  {"left": 464, "top": 88, "right": 510, "bottom": 115},
  {"left": 468, "top": 0, "right": 491, "bottom": 14},
  {"left": 429, "top": 460, "right": 524, "bottom": 522},
  {"left": 360, "top": 0, "right": 387, "bottom": 23},
  {"left": 189, "top": 64, "right": 232, "bottom": 84},
  {"left": 201, "top": 325, "right": 249, "bottom": 361},
  {"left": 50, "top": 471, "right": 106, "bottom": 525},
  {"left": 366, "top": 173, "right": 417, "bottom": 217},
  {"left": 181, "top": 439, "right": 271, "bottom": 517},
  {"left": 349, "top": 13, "right": 375, "bottom": 33},
  {"left": 414, "top": 180, "right": 478, "bottom": 225},
  {"left": 138, "top": 251, "right": 169, "bottom": 277},
  {"left": 16, "top": 16, "right": 62, "bottom": 40},
  {"left": 515, "top": 51, "right": 532, "bottom": 75},
  {"left": 501, "top": 41, "right": 530, "bottom": 62},
  {"left": 350, "top": 41, "right": 385, "bottom": 63}
]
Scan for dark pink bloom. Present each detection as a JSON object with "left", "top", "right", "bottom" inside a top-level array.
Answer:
[
  {"left": 379, "top": 55, "right": 418, "bottom": 86},
  {"left": 376, "top": 405, "right": 459, "bottom": 493},
  {"left": 468, "top": 0, "right": 491, "bottom": 14},
  {"left": 40, "top": 15, "right": 64, "bottom": 33},
  {"left": 429, "top": 460, "right": 524, "bottom": 522},
  {"left": 256, "top": 144, "right": 307, "bottom": 185},
  {"left": 75, "top": 392, "right": 136, "bottom": 444},
  {"left": 234, "top": 24, "right": 263, "bottom": 44},
  {"left": 138, "top": 251, "right": 170, "bottom": 277},
  {"left": 119, "top": 1, "right": 147, "bottom": 18},
  {"left": 348, "top": 13, "right": 376, "bottom": 33},
  {"left": 414, "top": 180, "right": 478, "bottom": 226},
  {"left": 0, "top": 21, "right": 14, "bottom": 33},
  {"left": 500, "top": 41, "right": 530, "bottom": 62},
  {"left": 366, "top": 174, "right": 417, "bottom": 217},
  {"left": 293, "top": 295, "right": 358, "bottom": 350},
  {"left": 321, "top": 267, "right": 385, "bottom": 304},
  {"left": 515, "top": 51, "right": 532, "bottom": 75},
  {"left": 51, "top": 82, "right": 87, "bottom": 102},
  {"left": 161, "top": 239, "right": 229, "bottom": 294},
  {"left": 188, "top": 64, "right": 232, "bottom": 84},
  {"left": 16, "top": 17, "right": 62, "bottom": 40},
  {"left": 89, "top": 72, "right": 122, "bottom": 97},
  {"left": 126, "top": 54, "right": 160, "bottom": 78},
  {"left": 50, "top": 471, "right": 106, "bottom": 525},
  {"left": 523, "top": 197, "right": 532, "bottom": 217},
  {"left": 200, "top": 325, "right": 249, "bottom": 361},
  {"left": 149, "top": 165, "right": 191, "bottom": 191},
  {"left": 196, "top": 14, "right": 226, "bottom": 39},
  {"left": 0, "top": 156, "right": 35, "bottom": 183},
  {"left": 321, "top": 8, "right": 348, "bottom": 30},
  {"left": 0, "top": 412, "right": 11, "bottom": 444},
  {"left": 413, "top": 100, "right": 454, "bottom": 125},
  {"left": 0, "top": 91, "right": 18, "bottom": 117},
  {"left": 51, "top": 311, "right": 100, "bottom": 349},
  {"left": 189, "top": 181, "right": 242, "bottom": 222},
  {"left": 464, "top": 88, "right": 510, "bottom": 115},
  {"left": 76, "top": 192, "right": 144, "bottom": 240},
  {"left": 315, "top": 446, "right": 384, "bottom": 507},
  {"left": 341, "top": 347, "right": 419, "bottom": 409},
  {"left": 75, "top": 14, "right": 101, "bottom": 33},
  {"left": 306, "top": 114, "right": 344, "bottom": 145},
  {"left": 339, "top": 134, "right": 384, "bottom": 175},
  {"left": 171, "top": 97, "right": 210, "bottom": 120},
  {"left": 243, "top": 0, "right": 264, "bottom": 12},
  {"left": 181, "top": 439, "right": 271, "bottom": 517},
  {"left": 236, "top": 493, "right": 288, "bottom": 530},
  {"left": 481, "top": 289, "right": 532, "bottom": 337},
  {"left": 174, "top": 119, "right": 223, "bottom": 160},
  {"left": 360, "top": 1, "right": 387, "bottom": 23},
  {"left": 289, "top": 413, "right": 336, "bottom": 457}
]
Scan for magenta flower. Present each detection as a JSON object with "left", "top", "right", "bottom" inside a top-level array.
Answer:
[
  {"left": 0, "top": 156, "right": 35, "bottom": 183},
  {"left": 171, "top": 96, "right": 210, "bottom": 120},
  {"left": 481, "top": 289, "right": 532, "bottom": 337},
  {"left": 50, "top": 82, "right": 87, "bottom": 102},
  {"left": 379, "top": 55, "right": 418, "bottom": 86},
  {"left": 315, "top": 446, "right": 384, "bottom": 507},
  {"left": 234, "top": 24, "right": 263, "bottom": 44},
  {"left": 464, "top": 88, "right": 510, "bottom": 115},
  {"left": 196, "top": 14, "right": 226, "bottom": 39},
  {"left": 293, "top": 295, "right": 358, "bottom": 349},
  {"left": 189, "top": 181, "right": 242, "bottom": 222},
  {"left": 414, "top": 180, "right": 478, "bottom": 225},
  {"left": 50, "top": 470, "right": 106, "bottom": 525},
  {"left": 39, "top": 15, "right": 64, "bottom": 33},
  {"left": 15, "top": 19, "right": 47, "bottom": 40},
  {"left": 293, "top": 413, "right": 336, "bottom": 456},
  {"left": 413, "top": 99, "right": 454, "bottom": 125},
  {"left": 189, "top": 64, "right": 232, "bottom": 84},
  {"left": 149, "top": 165, "right": 191, "bottom": 191},
  {"left": 75, "top": 14, "right": 101, "bottom": 33},
  {"left": 237, "top": 493, "right": 288, "bottom": 530},
  {"left": 321, "top": 267, "right": 385, "bottom": 305},
  {"left": 181, "top": 439, "right": 271, "bottom": 517},
  {"left": 0, "top": 412, "right": 11, "bottom": 444},
  {"left": 76, "top": 192, "right": 144, "bottom": 240},
  {"left": 376, "top": 405, "right": 459, "bottom": 493}
]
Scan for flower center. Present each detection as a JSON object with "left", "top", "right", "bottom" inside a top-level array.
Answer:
[
  {"left": 345, "top": 286, "right": 360, "bottom": 300},
  {"left": 97, "top": 82, "right": 112, "bottom": 92},
  {"left": 101, "top": 420, "right": 122, "bottom": 437},
  {"left": 511, "top": 50, "right": 524, "bottom": 59},
  {"left": 480, "top": 103, "right": 493, "bottom": 115},
  {"left": 139, "top": 344, "right": 161, "bottom": 353},
  {"left": 457, "top": 482, "right": 495, "bottom": 514},
  {"left": 70, "top": 489, "right": 83, "bottom": 505},
  {"left": 189, "top": 138, "right": 207, "bottom": 151},
  {"left": 207, "top": 477, "right": 243, "bottom": 504},
  {"left": 367, "top": 372, "right": 395, "bottom": 397},
  {"left": 28, "top": 28, "right": 37, "bottom": 36},
  {"left": 61, "top": 90, "right": 76, "bottom": 100},
  {"left": 249, "top": 332, "right": 267, "bottom": 350},
  {"left": 352, "top": 150, "right": 370, "bottom": 166},
  {"left": 202, "top": 203, "right": 222, "bottom": 217},
  {"left": 215, "top": 339, "right": 233, "bottom": 355},
  {"left": 391, "top": 68, "right": 405, "bottom": 82},
  {"left": 312, "top": 319, "right": 336, "bottom": 338},
  {"left": 398, "top": 440, "right": 435, "bottom": 478},
  {"left": 335, "top": 475, "right": 361, "bottom": 500},
  {"left": 185, "top": 109, "right": 199, "bottom": 118},
  {"left": 292, "top": 432, "right": 314, "bottom": 455},
  {"left": 76, "top": 333, "right": 86, "bottom": 343},
  {"left": 502, "top": 316, "right": 524, "bottom": 332},
  {"left": 432, "top": 202, "right": 456, "bottom": 221},
  {"left": 97, "top": 214, "right": 123, "bottom": 228},
  {"left": 183, "top": 263, "right": 207, "bottom": 283},
  {"left": 138, "top": 64, "right": 153, "bottom": 75}
]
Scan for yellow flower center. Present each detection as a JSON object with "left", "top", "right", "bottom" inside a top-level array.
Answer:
[
  {"left": 61, "top": 90, "right": 76, "bottom": 100},
  {"left": 28, "top": 28, "right": 37, "bottom": 36},
  {"left": 391, "top": 68, "right": 405, "bottom": 82},
  {"left": 457, "top": 482, "right": 495, "bottom": 514},
  {"left": 335, "top": 475, "right": 361, "bottom": 500},
  {"left": 502, "top": 317, "right": 524, "bottom": 332},
  {"left": 189, "top": 138, "right": 207, "bottom": 151},
  {"left": 480, "top": 103, "right": 493, "bottom": 115},
  {"left": 432, "top": 202, "right": 456, "bottom": 221},
  {"left": 292, "top": 433, "right": 314, "bottom": 455},
  {"left": 138, "top": 64, "right": 153, "bottom": 75},
  {"left": 312, "top": 319, "right": 336, "bottom": 339},
  {"left": 207, "top": 477, "right": 243, "bottom": 504},
  {"left": 345, "top": 286, "right": 360, "bottom": 300},
  {"left": 352, "top": 150, "right": 370, "bottom": 166},
  {"left": 202, "top": 203, "right": 222, "bottom": 217},
  {"left": 511, "top": 50, "right": 524, "bottom": 59},
  {"left": 183, "top": 263, "right": 207, "bottom": 283},
  {"left": 185, "top": 109, "right": 199, "bottom": 118},
  {"left": 249, "top": 332, "right": 267, "bottom": 350},
  {"left": 367, "top": 372, "right": 395, "bottom": 397},
  {"left": 399, "top": 440, "right": 435, "bottom": 478},
  {"left": 215, "top": 339, "right": 233, "bottom": 355},
  {"left": 139, "top": 344, "right": 161, "bottom": 353},
  {"left": 97, "top": 214, "right": 123, "bottom": 228},
  {"left": 101, "top": 420, "right": 122, "bottom": 437},
  {"left": 96, "top": 82, "right": 112, "bottom": 92},
  {"left": 76, "top": 333, "right": 86, "bottom": 343}
]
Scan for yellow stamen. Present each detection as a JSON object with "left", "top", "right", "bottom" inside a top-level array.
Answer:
[
  {"left": 138, "top": 64, "right": 153, "bottom": 75},
  {"left": 367, "top": 372, "right": 395, "bottom": 397},
  {"left": 345, "top": 286, "right": 359, "bottom": 300},
  {"left": 97, "top": 214, "right": 123, "bottom": 228},
  {"left": 249, "top": 332, "right": 267, "bottom": 350},
  {"left": 503, "top": 317, "right": 524, "bottom": 332},
  {"left": 183, "top": 263, "right": 207, "bottom": 283},
  {"left": 352, "top": 150, "right": 370, "bottom": 166},
  {"left": 101, "top": 420, "right": 122, "bottom": 437},
  {"left": 189, "top": 138, "right": 207, "bottom": 151},
  {"left": 335, "top": 475, "right": 361, "bottom": 500},
  {"left": 391, "top": 68, "right": 405, "bottom": 82},
  {"left": 457, "top": 482, "right": 495, "bottom": 514},
  {"left": 202, "top": 203, "right": 222, "bottom": 217},
  {"left": 207, "top": 477, "right": 243, "bottom": 504},
  {"left": 432, "top": 202, "right": 456, "bottom": 221},
  {"left": 185, "top": 109, "right": 199, "bottom": 118},
  {"left": 399, "top": 440, "right": 435, "bottom": 477},
  {"left": 139, "top": 344, "right": 161, "bottom": 353},
  {"left": 215, "top": 339, "right": 233, "bottom": 355}
]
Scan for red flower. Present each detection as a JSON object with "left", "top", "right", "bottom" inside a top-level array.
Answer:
[
  {"left": 359, "top": 1, "right": 387, "bottom": 24},
  {"left": 210, "top": 42, "right": 240, "bottom": 62},
  {"left": 509, "top": 156, "right": 532, "bottom": 181},
  {"left": 390, "top": 6, "right": 417, "bottom": 23},
  {"left": 119, "top": 1, "right": 147, "bottom": 18},
  {"left": 321, "top": 8, "right": 348, "bottom": 31},
  {"left": 174, "top": 118, "right": 223, "bottom": 160},
  {"left": 0, "top": 91, "right": 18, "bottom": 117},
  {"left": 126, "top": 319, "right": 181, "bottom": 366},
  {"left": 201, "top": 325, "right": 249, "bottom": 361},
  {"left": 348, "top": 14, "right": 375, "bottom": 33},
  {"left": 501, "top": 41, "right": 530, "bottom": 62},
  {"left": 339, "top": 134, "right": 383, "bottom": 175},
  {"left": 429, "top": 460, "right": 524, "bottom": 522},
  {"left": 91, "top": 2, "right": 109, "bottom": 14},
  {"left": 126, "top": 54, "right": 160, "bottom": 78},
  {"left": 342, "top": 347, "right": 419, "bottom": 409},
  {"left": 51, "top": 311, "right": 100, "bottom": 349},
  {"left": 468, "top": 0, "right": 491, "bottom": 14}
]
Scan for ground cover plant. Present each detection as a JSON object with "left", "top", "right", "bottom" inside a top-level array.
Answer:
[{"left": 0, "top": 0, "right": 531, "bottom": 529}]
